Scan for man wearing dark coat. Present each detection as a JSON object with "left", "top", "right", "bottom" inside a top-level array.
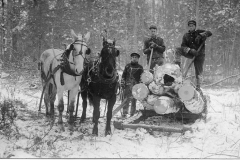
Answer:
[
  {"left": 121, "top": 52, "right": 143, "bottom": 117},
  {"left": 174, "top": 20, "right": 212, "bottom": 90},
  {"left": 143, "top": 25, "right": 166, "bottom": 71}
]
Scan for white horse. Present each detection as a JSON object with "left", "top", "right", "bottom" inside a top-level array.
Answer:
[{"left": 40, "top": 29, "right": 91, "bottom": 131}]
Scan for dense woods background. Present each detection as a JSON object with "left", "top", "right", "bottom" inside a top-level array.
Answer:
[{"left": 0, "top": 0, "right": 240, "bottom": 84}]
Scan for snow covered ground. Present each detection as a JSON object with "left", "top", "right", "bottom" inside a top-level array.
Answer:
[{"left": 0, "top": 76, "right": 240, "bottom": 158}]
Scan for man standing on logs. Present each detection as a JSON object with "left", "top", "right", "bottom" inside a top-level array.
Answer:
[
  {"left": 121, "top": 53, "right": 143, "bottom": 118},
  {"left": 174, "top": 20, "right": 212, "bottom": 90},
  {"left": 143, "top": 25, "right": 166, "bottom": 71}
]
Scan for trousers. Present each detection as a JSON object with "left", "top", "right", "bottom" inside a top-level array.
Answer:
[{"left": 175, "top": 47, "right": 205, "bottom": 88}]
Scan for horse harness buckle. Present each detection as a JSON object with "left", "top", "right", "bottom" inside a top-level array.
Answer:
[{"left": 87, "top": 78, "right": 91, "bottom": 84}]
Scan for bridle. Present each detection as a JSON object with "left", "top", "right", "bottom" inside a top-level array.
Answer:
[
  {"left": 101, "top": 43, "right": 117, "bottom": 65},
  {"left": 60, "top": 39, "right": 90, "bottom": 76},
  {"left": 68, "top": 39, "right": 89, "bottom": 65}
]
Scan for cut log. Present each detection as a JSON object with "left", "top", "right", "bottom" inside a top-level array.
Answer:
[
  {"left": 154, "top": 63, "right": 182, "bottom": 85},
  {"left": 178, "top": 84, "right": 195, "bottom": 101},
  {"left": 132, "top": 83, "right": 149, "bottom": 101},
  {"left": 183, "top": 90, "right": 205, "bottom": 114},
  {"left": 142, "top": 100, "right": 154, "bottom": 110},
  {"left": 140, "top": 71, "right": 153, "bottom": 84},
  {"left": 147, "top": 94, "right": 158, "bottom": 106},
  {"left": 148, "top": 81, "right": 164, "bottom": 95},
  {"left": 113, "top": 121, "right": 192, "bottom": 133},
  {"left": 153, "top": 96, "right": 180, "bottom": 114}
]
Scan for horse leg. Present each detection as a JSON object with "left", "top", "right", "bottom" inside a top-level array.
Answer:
[
  {"left": 49, "top": 83, "right": 56, "bottom": 124},
  {"left": 57, "top": 90, "right": 65, "bottom": 131},
  {"left": 80, "top": 90, "right": 87, "bottom": 123},
  {"left": 105, "top": 95, "right": 116, "bottom": 136},
  {"left": 44, "top": 82, "right": 52, "bottom": 119},
  {"left": 92, "top": 96, "right": 101, "bottom": 136},
  {"left": 68, "top": 87, "right": 78, "bottom": 130},
  {"left": 44, "top": 93, "right": 50, "bottom": 117}
]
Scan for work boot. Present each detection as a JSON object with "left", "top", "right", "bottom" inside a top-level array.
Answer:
[{"left": 196, "top": 75, "right": 203, "bottom": 91}]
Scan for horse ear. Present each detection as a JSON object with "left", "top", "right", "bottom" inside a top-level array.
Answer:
[
  {"left": 70, "top": 29, "right": 78, "bottom": 41},
  {"left": 84, "top": 32, "right": 91, "bottom": 43}
]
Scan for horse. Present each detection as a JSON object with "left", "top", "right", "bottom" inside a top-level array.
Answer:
[
  {"left": 80, "top": 38, "right": 120, "bottom": 136},
  {"left": 40, "top": 29, "right": 91, "bottom": 131}
]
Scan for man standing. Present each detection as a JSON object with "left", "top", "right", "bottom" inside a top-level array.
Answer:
[
  {"left": 121, "top": 52, "right": 143, "bottom": 117},
  {"left": 174, "top": 20, "right": 212, "bottom": 90},
  {"left": 143, "top": 25, "right": 166, "bottom": 71}
]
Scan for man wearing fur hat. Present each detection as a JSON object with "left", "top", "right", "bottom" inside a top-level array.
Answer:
[
  {"left": 121, "top": 53, "right": 143, "bottom": 117},
  {"left": 174, "top": 20, "right": 212, "bottom": 90},
  {"left": 143, "top": 25, "right": 166, "bottom": 71}
]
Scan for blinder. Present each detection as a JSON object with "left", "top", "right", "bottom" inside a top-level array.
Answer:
[
  {"left": 116, "top": 49, "right": 120, "bottom": 57},
  {"left": 86, "top": 48, "right": 91, "bottom": 55}
]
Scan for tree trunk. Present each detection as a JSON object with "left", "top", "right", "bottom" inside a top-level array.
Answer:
[
  {"left": 133, "top": 0, "right": 138, "bottom": 52},
  {"left": 151, "top": 0, "right": 155, "bottom": 23},
  {"left": 196, "top": 0, "right": 200, "bottom": 29}
]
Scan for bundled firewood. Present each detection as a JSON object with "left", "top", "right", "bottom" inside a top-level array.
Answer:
[
  {"left": 133, "top": 63, "right": 183, "bottom": 114},
  {"left": 132, "top": 63, "right": 205, "bottom": 115},
  {"left": 131, "top": 64, "right": 208, "bottom": 118}
]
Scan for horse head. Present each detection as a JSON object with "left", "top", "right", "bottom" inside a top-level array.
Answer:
[
  {"left": 67, "top": 29, "right": 91, "bottom": 75},
  {"left": 100, "top": 38, "right": 119, "bottom": 78}
]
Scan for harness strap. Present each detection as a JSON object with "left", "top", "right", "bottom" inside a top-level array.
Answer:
[
  {"left": 60, "top": 71, "right": 65, "bottom": 85},
  {"left": 44, "top": 64, "right": 61, "bottom": 85},
  {"left": 49, "top": 63, "right": 58, "bottom": 87}
]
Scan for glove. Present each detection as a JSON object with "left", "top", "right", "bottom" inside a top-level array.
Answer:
[
  {"left": 200, "top": 32, "right": 207, "bottom": 42},
  {"left": 189, "top": 49, "right": 198, "bottom": 56},
  {"left": 200, "top": 32, "right": 208, "bottom": 37},
  {"left": 196, "top": 32, "right": 208, "bottom": 44},
  {"left": 149, "top": 42, "right": 157, "bottom": 48},
  {"left": 183, "top": 47, "right": 191, "bottom": 54},
  {"left": 195, "top": 35, "right": 202, "bottom": 45}
]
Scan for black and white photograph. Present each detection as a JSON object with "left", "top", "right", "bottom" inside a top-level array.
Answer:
[{"left": 0, "top": 0, "right": 240, "bottom": 158}]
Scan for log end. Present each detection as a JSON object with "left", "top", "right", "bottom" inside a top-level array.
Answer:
[{"left": 113, "top": 121, "right": 124, "bottom": 130}]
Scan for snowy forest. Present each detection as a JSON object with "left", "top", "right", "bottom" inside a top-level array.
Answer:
[
  {"left": 0, "top": 0, "right": 240, "bottom": 159},
  {"left": 1, "top": 0, "right": 240, "bottom": 81}
]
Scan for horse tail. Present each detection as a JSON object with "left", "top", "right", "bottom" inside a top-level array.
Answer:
[{"left": 39, "top": 61, "right": 47, "bottom": 82}]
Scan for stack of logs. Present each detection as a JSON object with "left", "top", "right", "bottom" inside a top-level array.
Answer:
[{"left": 132, "top": 63, "right": 205, "bottom": 115}]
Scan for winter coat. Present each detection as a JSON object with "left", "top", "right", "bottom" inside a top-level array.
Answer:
[
  {"left": 181, "top": 29, "right": 212, "bottom": 55},
  {"left": 121, "top": 62, "right": 143, "bottom": 86},
  {"left": 143, "top": 36, "right": 166, "bottom": 63}
]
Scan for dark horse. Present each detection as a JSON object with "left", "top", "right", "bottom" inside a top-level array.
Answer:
[{"left": 80, "top": 38, "right": 120, "bottom": 136}]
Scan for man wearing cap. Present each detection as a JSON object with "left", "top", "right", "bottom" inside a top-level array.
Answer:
[
  {"left": 143, "top": 25, "right": 166, "bottom": 71},
  {"left": 174, "top": 20, "right": 212, "bottom": 90},
  {"left": 121, "top": 52, "right": 143, "bottom": 117}
]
